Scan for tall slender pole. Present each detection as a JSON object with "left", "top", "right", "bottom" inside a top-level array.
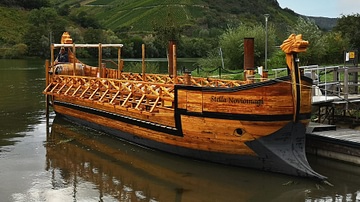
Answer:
[
  {"left": 118, "top": 47, "right": 121, "bottom": 79},
  {"left": 72, "top": 44, "right": 76, "bottom": 76},
  {"left": 173, "top": 44, "right": 177, "bottom": 84},
  {"left": 142, "top": 44, "right": 146, "bottom": 81},
  {"left": 219, "top": 47, "right": 224, "bottom": 78},
  {"left": 45, "top": 60, "right": 50, "bottom": 118},
  {"left": 98, "top": 43, "right": 102, "bottom": 77},
  {"left": 264, "top": 14, "right": 270, "bottom": 70}
]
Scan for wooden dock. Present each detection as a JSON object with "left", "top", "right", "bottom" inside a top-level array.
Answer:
[{"left": 306, "top": 123, "right": 360, "bottom": 165}]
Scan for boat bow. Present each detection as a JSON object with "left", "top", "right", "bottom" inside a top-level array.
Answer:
[{"left": 246, "top": 122, "right": 326, "bottom": 180}]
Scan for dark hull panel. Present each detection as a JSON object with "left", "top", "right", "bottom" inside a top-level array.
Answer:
[{"left": 246, "top": 122, "right": 326, "bottom": 179}]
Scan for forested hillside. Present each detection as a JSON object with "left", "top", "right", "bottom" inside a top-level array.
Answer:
[
  {"left": 0, "top": 0, "right": 299, "bottom": 57},
  {"left": 308, "top": 16, "right": 337, "bottom": 31},
  {"left": 59, "top": 0, "right": 298, "bottom": 38},
  {"left": 1, "top": 0, "right": 356, "bottom": 69},
  {"left": 0, "top": 7, "right": 28, "bottom": 56}
]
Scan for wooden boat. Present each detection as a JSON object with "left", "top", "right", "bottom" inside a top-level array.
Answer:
[{"left": 44, "top": 32, "right": 326, "bottom": 180}]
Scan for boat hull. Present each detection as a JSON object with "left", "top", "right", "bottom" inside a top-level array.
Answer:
[{"left": 51, "top": 97, "right": 325, "bottom": 180}]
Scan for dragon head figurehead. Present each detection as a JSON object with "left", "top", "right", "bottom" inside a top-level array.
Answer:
[
  {"left": 60, "top": 32, "right": 73, "bottom": 44},
  {"left": 280, "top": 34, "right": 309, "bottom": 71}
]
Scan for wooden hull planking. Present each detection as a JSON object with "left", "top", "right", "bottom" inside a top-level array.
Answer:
[{"left": 44, "top": 72, "right": 324, "bottom": 179}]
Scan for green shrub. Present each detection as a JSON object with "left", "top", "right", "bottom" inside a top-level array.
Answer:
[
  {"left": 267, "top": 49, "right": 286, "bottom": 69},
  {"left": 219, "top": 24, "right": 276, "bottom": 70},
  {"left": 3, "top": 43, "right": 28, "bottom": 59},
  {"left": 123, "top": 61, "right": 160, "bottom": 74}
]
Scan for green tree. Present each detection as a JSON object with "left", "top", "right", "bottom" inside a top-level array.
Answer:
[
  {"left": 24, "top": 7, "right": 68, "bottom": 57},
  {"left": 72, "top": 11, "right": 101, "bottom": 29},
  {"left": 0, "top": 0, "right": 16, "bottom": 7},
  {"left": 323, "top": 32, "right": 349, "bottom": 64},
  {"left": 63, "top": 27, "right": 84, "bottom": 44},
  {"left": 197, "top": 48, "right": 223, "bottom": 71},
  {"left": 101, "top": 30, "right": 122, "bottom": 58},
  {"left": 57, "top": 4, "right": 70, "bottom": 16},
  {"left": 180, "top": 37, "right": 212, "bottom": 58},
  {"left": 19, "top": 0, "right": 50, "bottom": 9},
  {"left": 142, "top": 35, "right": 160, "bottom": 58},
  {"left": 1, "top": 0, "right": 49, "bottom": 9},
  {"left": 83, "top": 28, "right": 105, "bottom": 56},
  {"left": 129, "top": 36, "right": 144, "bottom": 58},
  {"left": 152, "top": 12, "right": 182, "bottom": 50},
  {"left": 288, "top": 17, "right": 325, "bottom": 65},
  {"left": 3, "top": 43, "right": 28, "bottom": 58},
  {"left": 334, "top": 14, "right": 360, "bottom": 49},
  {"left": 219, "top": 23, "right": 276, "bottom": 70},
  {"left": 267, "top": 49, "right": 286, "bottom": 69}
]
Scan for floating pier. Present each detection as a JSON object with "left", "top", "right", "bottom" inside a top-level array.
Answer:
[{"left": 306, "top": 123, "right": 360, "bottom": 165}]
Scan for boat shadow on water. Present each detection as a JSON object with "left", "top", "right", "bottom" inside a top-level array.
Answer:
[{"left": 45, "top": 116, "right": 341, "bottom": 202}]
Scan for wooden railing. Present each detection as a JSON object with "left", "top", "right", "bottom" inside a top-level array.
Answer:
[
  {"left": 44, "top": 75, "right": 175, "bottom": 113},
  {"left": 119, "top": 72, "right": 250, "bottom": 87}
]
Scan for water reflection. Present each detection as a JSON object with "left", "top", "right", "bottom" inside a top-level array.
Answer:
[
  {"left": 46, "top": 116, "right": 352, "bottom": 202},
  {"left": 0, "top": 59, "right": 45, "bottom": 147},
  {"left": 305, "top": 156, "right": 360, "bottom": 201}
]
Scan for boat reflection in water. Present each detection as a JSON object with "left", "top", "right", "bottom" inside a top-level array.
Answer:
[{"left": 46, "top": 115, "right": 358, "bottom": 202}]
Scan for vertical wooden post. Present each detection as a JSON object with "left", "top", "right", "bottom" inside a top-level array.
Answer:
[
  {"left": 184, "top": 70, "right": 192, "bottom": 85},
  {"left": 168, "top": 40, "right": 175, "bottom": 77},
  {"left": 173, "top": 44, "right": 177, "bottom": 84},
  {"left": 50, "top": 44, "right": 54, "bottom": 66},
  {"left": 291, "top": 53, "right": 300, "bottom": 122},
  {"left": 101, "top": 63, "right": 106, "bottom": 78},
  {"left": 72, "top": 44, "right": 76, "bottom": 76},
  {"left": 118, "top": 47, "right": 121, "bottom": 79},
  {"left": 50, "top": 44, "right": 54, "bottom": 74},
  {"left": 45, "top": 60, "right": 49, "bottom": 86},
  {"left": 98, "top": 43, "right": 102, "bottom": 78},
  {"left": 142, "top": 44, "right": 146, "bottom": 81},
  {"left": 45, "top": 59, "right": 50, "bottom": 118},
  {"left": 262, "top": 69, "right": 268, "bottom": 81},
  {"left": 244, "top": 38, "right": 255, "bottom": 82},
  {"left": 247, "top": 69, "right": 255, "bottom": 83},
  {"left": 120, "top": 60, "right": 124, "bottom": 77},
  {"left": 244, "top": 38, "right": 254, "bottom": 70}
]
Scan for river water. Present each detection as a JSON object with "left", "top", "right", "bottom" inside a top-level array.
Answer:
[{"left": 0, "top": 59, "right": 359, "bottom": 202}]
